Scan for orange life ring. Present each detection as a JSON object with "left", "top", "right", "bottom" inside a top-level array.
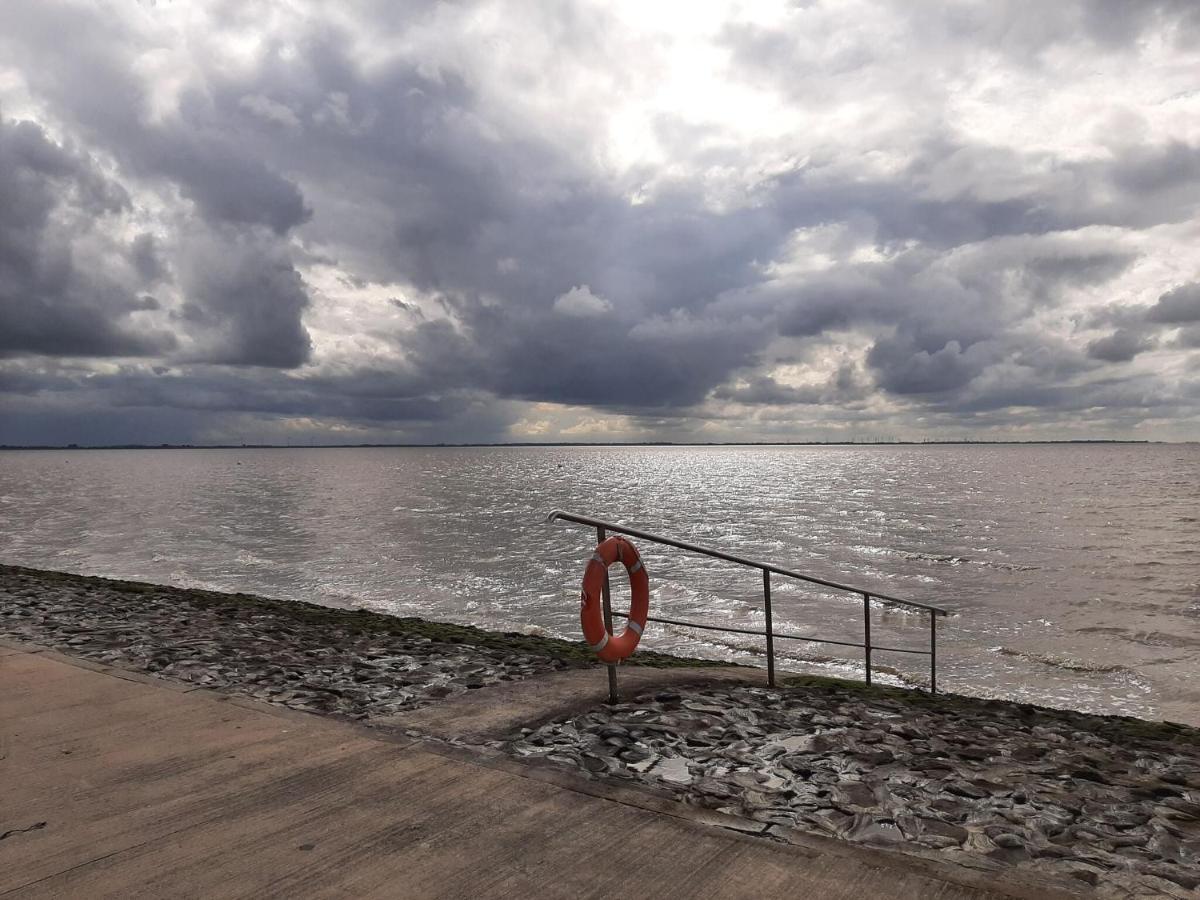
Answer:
[{"left": 580, "top": 536, "right": 650, "bottom": 664}]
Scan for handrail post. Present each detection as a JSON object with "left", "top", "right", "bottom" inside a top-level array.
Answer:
[
  {"left": 863, "top": 592, "right": 872, "bottom": 687},
  {"left": 549, "top": 511, "right": 950, "bottom": 698},
  {"left": 762, "top": 569, "right": 775, "bottom": 688},
  {"left": 597, "top": 525, "right": 619, "bottom": 704},
  {"left": 930, "top": 612, "right": 937, "bottom": 695}
]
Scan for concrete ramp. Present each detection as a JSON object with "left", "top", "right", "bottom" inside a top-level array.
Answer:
[{"left": 1, "top": 647, "right": 1076, "bottom": 899}]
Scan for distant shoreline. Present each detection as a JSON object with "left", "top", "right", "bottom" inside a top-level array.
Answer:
[{"left": 0, "top": 439, "right": 1171, "bottom": 450}]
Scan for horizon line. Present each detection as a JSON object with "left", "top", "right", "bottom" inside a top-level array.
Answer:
[{"left": 0, "top": 439, "right": 1178, "bottom": 451}]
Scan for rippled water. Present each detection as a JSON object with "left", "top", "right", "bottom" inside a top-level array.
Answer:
[{"left": 0, "top": 445, "right": 1196, "bottom": 723}]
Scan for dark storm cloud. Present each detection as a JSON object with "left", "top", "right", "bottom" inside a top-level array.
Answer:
[
  {"left": 96, "top": 367, "right": 471, "bottom": 424},
  {"left": 0, "top": 113, "right": 175, "bottom": 359},
  {"left": 281, "top": 70, "right": 1155, "bottom": 415},
  {"left": 0, "top": 1, "right": 315, "bottom": 370},
  {"left": 715, "top": 376, "right": 823, "bottom": 406},
  {"left": 0, "top": 365, "right": 77, "bottom": 395},
  {"left": 1, "top": 0, "right": 1198, "bottom": 441},
  {"left": 868, "top": 334, "right": 989, "bottom": 395},
  {"left": 176, "top": 233, "right": 312, "bottom": 368},
  {"left": 1, "top": 3, "right": 312, "bottom": 235},
  {"left": 149, "top": 25, "right": 793, "bottom": 406},
  {"left": 1148, "top": 283, "right": 1200, "bottom": 324},
  {"left": 129, "top": 233, "right": 168, "bottom": 283},
  {"left": 0, "top": 357, "right": 500, "bottom": 445},
  {"left": 195, "top": 27, "right": 787, "bottom": 323},
  {"left": 712, "top": 363, "right": 866, "bottom": 407},
  {"left": 1086, "top": 283, "right": 1200, "bottom": 353},
  {"left": 770, "top": 241, "right": 1136, "bottom": 400},
  {"left": 399, "top": 298, "right": 769, "bottom": 411},
  {"left": 1086, "top": 329, "right": 1155, "bottom": 363},
  {"left": 156, "top": 138, "right": 311, "bottom": 235},
  {"left": 773, "top": 138, "right": 1200, "bottom": 244}
]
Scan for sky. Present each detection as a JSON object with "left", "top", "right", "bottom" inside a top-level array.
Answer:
[{"left": 1, "top": 0, "right": 1199, "bottom": 445}]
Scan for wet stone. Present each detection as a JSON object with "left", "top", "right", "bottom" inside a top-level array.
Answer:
[
  {"left": 991, "top": 833, "right": 1028, "bottom": 851},
  {"left": 832, "top": 782, "right": 876, "bottom": 808},
  {"left": 581, "top": 755, "right": 609, "bottom": 774},
  {"left": 917, "top": 817, "right": 969, "bottom": 845},
  {"left": 651, "top": 756, "right": 693, "bottom": 786},
  {"left": 1141, "top": 865, "right": 1200, "bottom": 891},
  {"left": 694, "top": 777, "right": 735, "bottom": 799},
  {"left": 729, "top": 771, "right": 768, "bottom": 790},
  {"left": 0, "top": 567, "right": 579, "bottom": 722},
  {"left": 491, "top": 680, "right": 1200, "bottom": 899}
]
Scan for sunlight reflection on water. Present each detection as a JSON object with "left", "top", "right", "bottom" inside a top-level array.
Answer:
[{"left": 1, "top": 444, "right": 1197, "bottom": 723}]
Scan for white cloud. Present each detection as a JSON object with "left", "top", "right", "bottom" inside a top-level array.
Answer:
[
  {"left": 553, "top": 285, "right": 613, "bottom": 317},
  {"left": 238, "top": 94, "right": 301, "bottom": 129}
]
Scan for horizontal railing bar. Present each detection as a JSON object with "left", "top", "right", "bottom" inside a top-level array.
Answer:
[
  {"left": 843, "top": 643, "right": 929, "bottom": 656},
  {"left": 622, "top": 611, "right": 764, "bottom": 637},
  {"left": 610, "top": 610, "right": 930, "bottom": 656},
  {"left": 547, "top": 509, "right": 948, "bottom": 615}
]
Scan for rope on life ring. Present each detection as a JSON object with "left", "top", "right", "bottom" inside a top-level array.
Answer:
[{"left": 580, "top": 536, "right": 650, "bottom": 664}]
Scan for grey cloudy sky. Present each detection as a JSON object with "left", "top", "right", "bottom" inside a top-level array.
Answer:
[{"left": 2, "top": 0, "right": 1199, "bottom": 444}]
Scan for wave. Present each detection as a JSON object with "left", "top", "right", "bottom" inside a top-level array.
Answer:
[
  {"left": 668, "top": 626, "right": 929, "bottom": 688},
  {"left": 707, "top": 636, "right": 930, "bottom": 689},
  {"left": 900, "top": 550, "right": 1037, "bottom": 572},
  {"left": 990, "top": 646, "right": 1131, "bottom": 674},
  {"left": 869, "top": 662, "right": 928, "bottom": 689},
  {"left": 851, "top": 545, "right": 1037, "bottom": 572},
  {"left": 1075, "top": 626, "right": 1200, "bottom": 650},
  {"left": 674, "top": 627, "right": 840, "bottom": 666}
]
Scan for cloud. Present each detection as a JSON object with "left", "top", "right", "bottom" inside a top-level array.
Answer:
[
  {"left": 553, "top": 285, "right": 612, "bottom": 317},
  {"left": 869, "top": 335, "right": 989, "bottom": 395},
  {"left": 1147, "top": 283, "right": 1200, "bottom": 324},
  {"left": 155, "top": 138, "right": 311, "bottom": 235},
  {"left": 237, "top": 94, "right": 302, "bottom": 130},
  {"left": 1175, "top": 326, "right": 1200, "bottom": 349},
  {"left": 712, "top": 363, "right": 866, "bottom": 407},
  {"left": 0, "top": 113, "right": 175, "bottom": 359},
  {"left": 129, "top": 232, "right": 169, "bottom": 283},
  {"left": 1086, "top": 329, "right": 1154, "bottom": 363},
  {"left": 175, "top": 231, "right": 313, "bottom": 368},
  {"left": 1, "top": 0, "right": 1199, "bottom": 442}
]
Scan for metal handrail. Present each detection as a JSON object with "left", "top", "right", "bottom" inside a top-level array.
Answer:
[
  {"left": 546, "top": 508, "right": 949, "bottom": 695},
  {"left": 607, "top": 609, "right": 930, "bottom": 654},
  {"left": 545, "top": 510, "right": 949, "bottom": 614}
]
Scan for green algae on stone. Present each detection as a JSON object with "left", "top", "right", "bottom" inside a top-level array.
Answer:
[{"left": 0, "top": 564, "right": 725, "bottom": 670}]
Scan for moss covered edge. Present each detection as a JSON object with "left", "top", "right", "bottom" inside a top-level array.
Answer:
[
  {"left": 0, "top": 563, "right": 718, "bottom": 670},
  {"left": 781, "top": 673, "right": 1200, "bottom": 748},
  {"left": 5, "top": 562, "right": 1198, "bottom": 746}
]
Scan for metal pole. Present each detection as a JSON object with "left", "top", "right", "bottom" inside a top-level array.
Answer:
[
  {"left": 597, "top": 525, "right": 618, "bottom": 704},
  {"left": 762, "top": 569, "right": 775, "bottom": 688},
  {"left": 863, "top": 592, "right": 872, "bottom": 687},
  {"left": 930, "top": 612, "right": 937, "bottom": 695}
]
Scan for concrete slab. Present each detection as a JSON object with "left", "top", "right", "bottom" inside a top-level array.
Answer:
[{"left": 0, "top": 649, "right": 1079, "bottom": 900}]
